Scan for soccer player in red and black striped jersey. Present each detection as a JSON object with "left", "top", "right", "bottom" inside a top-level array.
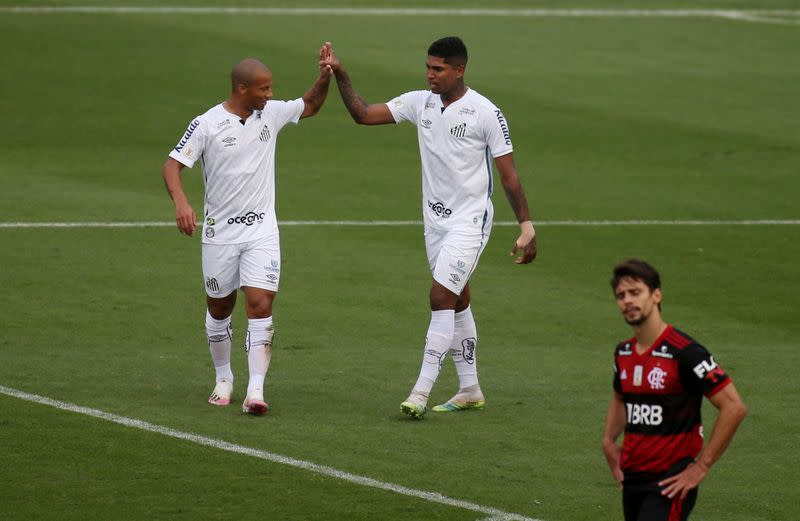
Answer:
[{"left": 602, "top": 259, "right": 747, "bottom": 521}]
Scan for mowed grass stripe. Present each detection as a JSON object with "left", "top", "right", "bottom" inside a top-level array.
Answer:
[
  {"left": 0, "top": 220, "right": 798, "bottom": 228},
  {"left": 0, "top": 385, "right": 544, "bottom": 521}
]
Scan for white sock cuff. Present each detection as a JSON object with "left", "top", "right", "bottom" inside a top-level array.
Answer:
[
  {"left": 247, "top": 316, "right": 274, "bottom": 349},
  {"left": 431, "top": 309, "right": 456, "bottom": 321},
  {"left": 206, "top": 311, "right": 231, "bottom": 335},
  {"left": 427, "top": 309, "right": 455, "bottom": 346},
  {"left": 248, "top": 316, "right": 273, "bottom": 328},
  {"left": 454, "top": 305, "right": 474, "bottom": 324}
]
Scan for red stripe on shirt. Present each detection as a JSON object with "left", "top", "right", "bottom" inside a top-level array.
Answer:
[{"left": 621, "top": 430, "right": 703, "bottom": 474}]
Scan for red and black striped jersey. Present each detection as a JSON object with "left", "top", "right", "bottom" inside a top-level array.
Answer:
[{"left": 612, "top": 325, "right": 731, "bottom": 486}]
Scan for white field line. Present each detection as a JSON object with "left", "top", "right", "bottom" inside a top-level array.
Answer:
[
  {"left": 0, "top": 385, "right": 541, "bottom": 521},
  {"left": 721, "top": 12, "right": 800, "bottom": 26},
  {"left": 0, "top": 219, "right": 799, "bottom": 229},
  {"left": 1, "top": 6, "right": 800, "bottom": 25}
]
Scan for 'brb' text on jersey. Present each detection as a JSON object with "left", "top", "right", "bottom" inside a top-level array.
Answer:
[
  {"left": 386, "top": 88, "right": 513, "bottom": 232},
  {"left": 612, "top": 325, "right": 731, "bottom": 488},
  {"left": 169, "top": 99, "right": 304, "bottom": 244}
]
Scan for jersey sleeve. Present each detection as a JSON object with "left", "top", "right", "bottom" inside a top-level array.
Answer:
[
  {"left": 612, "top": 360, "right": 622, "bottom": 393},
  {"left": 680, "top": 342, "right": 731, "bottom": 397},
  {"left": 385, "top": 90, "right": 426, "bottom": 125},
  {"left": 270, "top": 98, "right": 305, "bottom": 131},
  {"left": 483, "top": 105, "right": 514, "bottom": 158},
  {"left": 168, "top": 117, "right": 207, "bottom": 168}
]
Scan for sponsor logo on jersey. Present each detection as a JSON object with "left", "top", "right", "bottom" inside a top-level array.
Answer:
[
  {"left": 647, "top": 367, "right": 667, "bottom": 390},
  {"left": 450, "top": 122, "right": 467, "bottom": 138},
  {"left": 633, "top": 365, "right": 643, "bottom": 386},
  {"left": 626, "top": 403, "right": 663, "bottom": 426},
  {"left": 265, "top": 259, "right": 280, "bottom": 273},
  {"left": 693, "top": 356, "right": 725, "bottom": 383},
  {"left": 216, "top": 119, "right": 231, "bottom": 129},
  {"left": 205, "top": 227, "right": 215, "bottom": 238},
  {"left": 652, "top": 345, "right": 674, "bottom": 359},
  {"left": 206, "top": 217, "right": 216, "bottom": 226},
  {"left": 222, "top": 136, "right": 237, "bottom": 148},
  {"left": 458, "top": 107, "right": 476, "bottom": 116},
  {"left": 175, "top": 119, "right": 200, "bottom": 152},
  {"left": 425, "top": 101, "right": 436, "bottom": 109},
  {"left": 427, "top": 200, "right": 452, "bottom": 218},
  {"left": 392, "top": 97, "right": 404, "bottom": 108},
  {"left": 259, "top": 125, "right": 271, "bottom": 142},
  {"left": 462, "top": 337, "right": 476, "bottom": 364},
  {"left": 449, "top": 262, "right": 467, "bottom": 275},
  {"left": 227, "top": 211, "right": 265, "bottom": 226},
  {"left": 494, "top": 110, "right": 511, "bottom": 145},
  {"left": 206, "top": 277, "right": 220, "bottom": 292},
  {"left": 618, "top": 343, "right": 633, "bottom": 356},
  {"left": 421, "top": 119, "right": 432, "bottom": 129}
]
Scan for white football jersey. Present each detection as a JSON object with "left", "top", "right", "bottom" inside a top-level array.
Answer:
[
  {"left": 169, "top": 99, "right": 304, "bottom": 244},
  {"left": 386, "top": 88, "right": 513, "bottom": 231}
]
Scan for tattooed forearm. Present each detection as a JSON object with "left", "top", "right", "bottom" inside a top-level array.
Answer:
[
  {"left": 303, "top": 74, "right": 331, "bottom": 115},
  {"left": 334, "top": 69, "right": 369, "bottom": 123}
]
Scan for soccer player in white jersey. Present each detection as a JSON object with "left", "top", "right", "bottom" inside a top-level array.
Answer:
[
  {"left": 162, "top": 49, "right": 332, "bottom": 415},
  {"left": 321, "top": 37, "right": 538, "bottom": 418}
]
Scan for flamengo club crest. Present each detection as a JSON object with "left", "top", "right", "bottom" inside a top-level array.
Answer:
[{"left": 648, "top": 367, "right": 667, "bottom": 390}]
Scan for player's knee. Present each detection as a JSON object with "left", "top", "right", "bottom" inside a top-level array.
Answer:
[
  {"left": 247, "top": 303, "right": 271, "bottom": 318},
  {"left": 429, "top": 283, "right": 458, "bottom": 310},
  {"left": 246, "top": 298, "right": 273, "bottom": 318},
  {"left": 207, "top": 302, "right": 234, "bottom": 320}
]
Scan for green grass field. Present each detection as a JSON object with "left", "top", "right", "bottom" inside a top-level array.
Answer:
[{"left": 1, "top": 2, "right": 799, "bottom": 520}]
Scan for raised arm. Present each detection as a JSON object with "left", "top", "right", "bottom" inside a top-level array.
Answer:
[
  {"left": 300, "top": 43, "right": 334, "bottom": 119},
  {"left": 495, "top": 152, "right": 537, "bottom": 263},
  {"left": 319, "top": 42, "right": 395, "bottom": 125},
  {"left": 162, "top": 157, "right": 196, "bottom": 236}
]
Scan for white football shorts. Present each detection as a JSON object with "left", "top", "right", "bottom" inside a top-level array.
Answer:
[
  {"left": 425, "top": 214, "right": 493, "bottom": 296},
  {"left": 201, "top": 232, "right": 281, "bottom": 297}
]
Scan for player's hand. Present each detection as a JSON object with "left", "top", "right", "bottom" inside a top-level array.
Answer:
[
  {"left": 612, "top": 467, "right": 624, "bottom": 489},
  {"left": 603, "top": 441, "right": 624, "bottom": 489},
  {"left": 658, "top": 462, "right": 708, "bottom": 499},
  {"left": 511, "top": 220, "right": 537, "bottom": 264},
  {"left": 175, "top": 202, "right": 196, "bottom": 237},
  {"left": 319, "top": 41, "right": 340, "bottom": 74}
]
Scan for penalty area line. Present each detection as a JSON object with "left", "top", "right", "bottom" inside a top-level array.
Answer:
[{"left": 0, "top": 385, "right": 542, "bottom": 521}]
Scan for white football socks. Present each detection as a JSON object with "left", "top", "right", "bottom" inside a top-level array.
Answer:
[
  {"left": 451, "top": 306, "right": 480, "bottom": 390},
  {"left": 206, "top": 310, "right": 233, "bottom": 384},
  {"left": 411, "top": 309, "right": 456, "bottom": 399},
  {"left": 246, "top": 316, "right": 274, "bottom": 399}
]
